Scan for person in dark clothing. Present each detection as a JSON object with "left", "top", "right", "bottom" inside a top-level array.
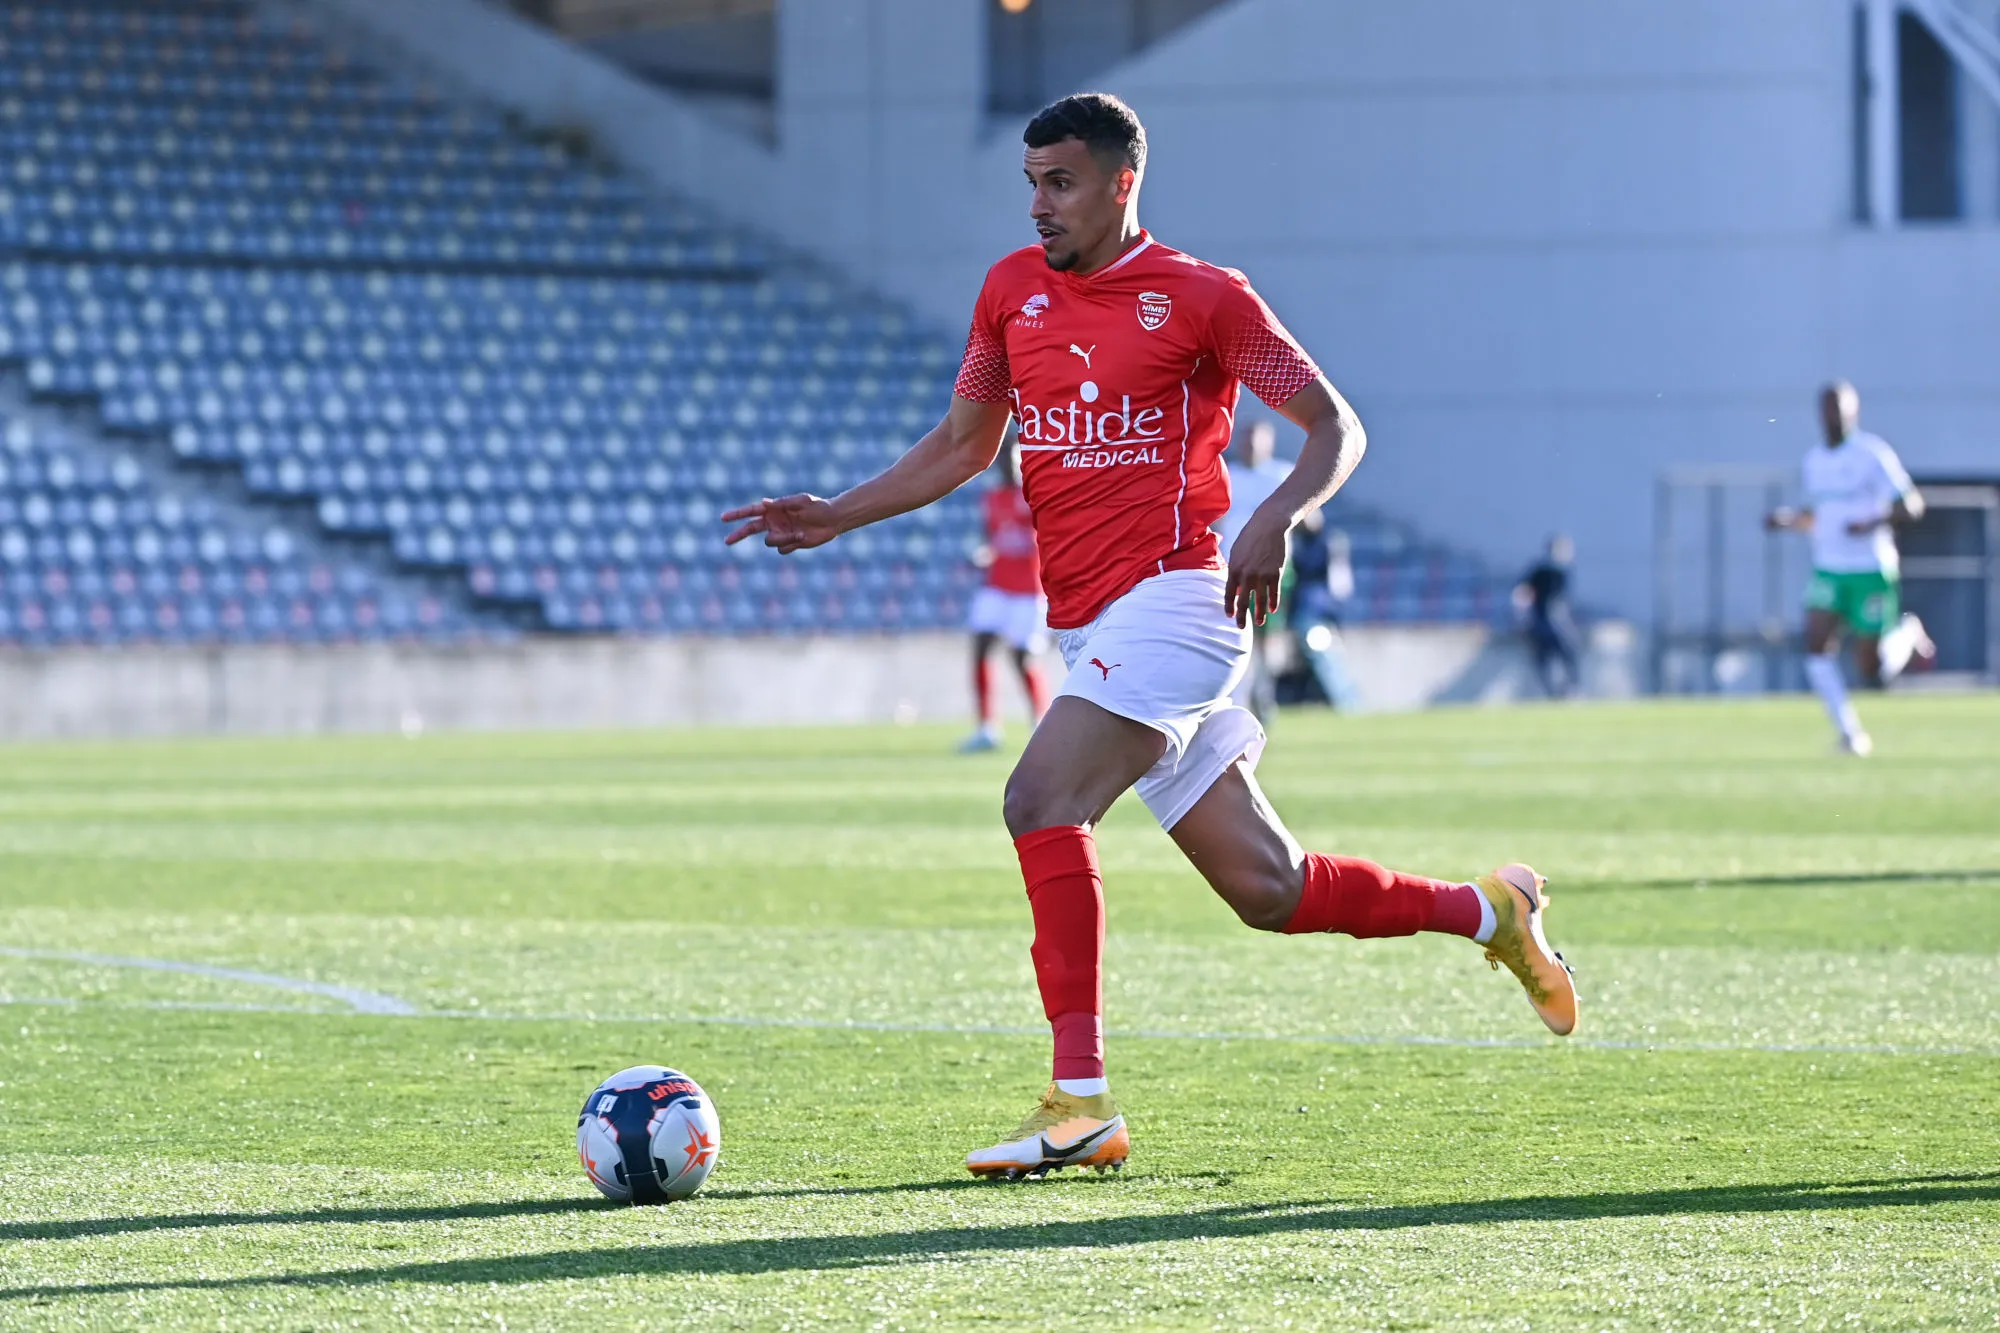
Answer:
[
  {"left": 1285, "top": 513, "right": 1361, "bottom": 710},
  {"left": 1514, "top": 535, "right": 1582, "bottom": 699}
]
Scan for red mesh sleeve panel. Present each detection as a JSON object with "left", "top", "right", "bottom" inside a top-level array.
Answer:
[
  {"left": 953, "top": 319, "right": 1012, "bottom": 403},
  {"left": 1215, "top": 277, "right": 1321, "bottom": 409}
]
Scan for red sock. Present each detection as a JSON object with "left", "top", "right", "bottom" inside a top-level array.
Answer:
[
  {"left": 1013, "top": 825, "right": 1104, "bottom": 1081},
  {"left": 1282, "top": 853, "right": 1484, "bottom": 939},
  {"left": 1021, "top": 662, "right": 1051, "bottom": 721},
  {"left": 973, "top": 656, "right": 997, "bottom": 726}
]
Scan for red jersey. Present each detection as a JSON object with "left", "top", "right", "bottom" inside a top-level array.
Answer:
[
  {"left": 982, "top": 483, "right": 1041, "bottom": 595},
  {"left": 953, "top": 231, "right": 1320, "bottom": 628}
]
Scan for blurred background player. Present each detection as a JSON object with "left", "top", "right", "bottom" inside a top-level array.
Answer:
[
  {"left": 1286, "top": 512, "right": 1361, "bottom": 711},
  {"left": 1767, "top": 381, "right": 1934, "bottom": 755},
  {"left": 1513, "top": 535, "right": 1582, "bottom": 699},
  {"left": 1219, "top": 419, "right": 1291, "bottom": 722},
  {"left": 962, "top": 432, "right": 1052, "bottom": 752}
]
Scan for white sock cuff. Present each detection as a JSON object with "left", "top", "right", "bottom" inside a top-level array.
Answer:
[
  {"left": 1471, "top": 887, "right": 1497, "bottom": 944},
  {"left": 1055, "top": 1077, "right": 1108, "bottom": 1097}
]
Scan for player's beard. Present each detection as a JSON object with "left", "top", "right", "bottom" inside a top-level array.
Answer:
[{"left": 1038, "top": 226, "right": 1079, "bottom": 272}]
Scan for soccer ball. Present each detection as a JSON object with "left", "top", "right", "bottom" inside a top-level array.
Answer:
[{"left": 576, "top": 1065, "right": 721, "bottom": 1203}]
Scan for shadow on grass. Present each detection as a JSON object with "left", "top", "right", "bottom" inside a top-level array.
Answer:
[
  {"left": 0, "top": 1196, "right": 611, "bottom": 1242},
  {"left": 0, "top": 1176, "right": 1048, "bottom": 1240},
  {"left": 1, "top": 1171, "right": 1213, "bottom": 1243},
  {"left": 4, "top": 1172, "right": 1995, "bottom": 1300}
]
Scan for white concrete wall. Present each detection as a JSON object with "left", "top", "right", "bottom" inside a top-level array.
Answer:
[
  {"left": 301, "top": 0, "right": 2000, "bottom": 622},
  {"left": 0, "top": 634, "right": 984, "bottom": 739},
  {"left": 770, "top": 0, "right": 2000, "bottom": 619},
  {"left": 0, "top": 626, "right": 1636, "bottom": 740}
]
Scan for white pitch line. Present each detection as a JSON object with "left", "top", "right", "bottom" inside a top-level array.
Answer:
[
  {"left": 0, "top": 948, "right": 417, "bottom": 1015},
  {"left": 0, "top": 992, "right": 1992, "bottom": 1059}
]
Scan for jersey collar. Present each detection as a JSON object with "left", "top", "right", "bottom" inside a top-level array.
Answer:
[{"left": 1062, "top": 229, "right": 1153, "bottom": 287}]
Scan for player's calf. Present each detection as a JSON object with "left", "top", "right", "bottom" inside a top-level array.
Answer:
[
  {"left": 1176, "top": 829, "right": 1302, "bottom": 931},
  {"left": 1169, "top": 766, "right": 1576, "bottom": 1033},
  {"left": 1166, "top": 759, "right": 1307, "bottom": 930},
  {"left": 1173, "top": 764, "right": 1490, "bottom": 939},
  {"left": 1280, "top": 854, "right": 1578, "bottom": 1036},
  {"left": 1220, "top": 876, "right": 1302, "bottom": 932},
  {"left": 1279, "top": 853, "right": 1490, "bottom": 940}
]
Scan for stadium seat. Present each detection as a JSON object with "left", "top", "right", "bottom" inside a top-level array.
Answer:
[{"left": 0, "top": 0, "right": 1507, "bottom": 648}]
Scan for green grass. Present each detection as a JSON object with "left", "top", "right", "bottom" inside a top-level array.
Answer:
[{"left": 1, "top": 695, "right": 1997, "bottom": 1330}]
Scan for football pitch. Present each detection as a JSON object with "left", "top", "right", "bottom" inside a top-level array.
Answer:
[{"left": 1, "top": 696, "right": 1996, "bottom": 1330}]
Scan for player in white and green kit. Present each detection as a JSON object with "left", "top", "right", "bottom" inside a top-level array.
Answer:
[{"left": 1767, "top": 382, "right": 1932, "bottom": 755}]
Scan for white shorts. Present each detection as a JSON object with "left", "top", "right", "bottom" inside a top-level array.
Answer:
[
  {"left": 967, "top": 587, "right": 1049, "bottom": 653},
  {"left": 1055, "top": 568, "right": 1266, "bottom": 830}
]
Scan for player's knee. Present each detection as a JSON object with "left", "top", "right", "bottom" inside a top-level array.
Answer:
[
  {"left": 1205, "top": 855, "right": 1302, "bottom": 933},
  {"left": 1230, "top": 892, "right": 1294, "bottom": 932},
  {"left": 1229, "top": 869, "right": 1302, "bottom": 933},
  {"left": 1002, "top": 770, "right": 1063, "bottom": 839}
]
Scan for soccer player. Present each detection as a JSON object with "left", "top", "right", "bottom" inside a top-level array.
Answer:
[
  {"left": 1219, "top": 419, "right": 1292, "bottom": 722},
  {"left": 1513, "top": 535, "right": 1582, "bottom": 699},
  {"left": 722, "top": 93, "right": 1576, "bottom": 1179},
  {"left": 1767, "top": 381, "right": 1932, "bottom": 755},
  {"left": 961, "top": 433, "right": 1053, "bottom": 752},
  {"left": 1219, "top": 419, "right": 1292, "bottom": 551}
]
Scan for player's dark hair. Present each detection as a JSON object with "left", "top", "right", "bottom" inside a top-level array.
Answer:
[{"left": 1023, "top": 93, "right": 1146, "bottom": 176}]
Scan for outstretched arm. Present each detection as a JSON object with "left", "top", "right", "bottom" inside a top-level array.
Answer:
[
  {"left": 722, "top": 396, "right": 1014, "bottom": 553},
  {"left": 1223, "top": 377, "right": 1366, "bottom": 626}
]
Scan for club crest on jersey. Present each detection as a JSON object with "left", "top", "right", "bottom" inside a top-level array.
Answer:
[
  {"left": 1019, "top": 293, "right": 1050, "bottom": 326},
  {"left": 1136, "top": 290, "right": 1172, "bottom": 331}
]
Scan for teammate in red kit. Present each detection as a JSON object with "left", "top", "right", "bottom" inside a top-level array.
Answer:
[
  {"left": 723, "top": 93, "right": 1576, "bottom": 1178},
  {"left": 961, "top": 433, "right": 1053, "bottom": 752}
]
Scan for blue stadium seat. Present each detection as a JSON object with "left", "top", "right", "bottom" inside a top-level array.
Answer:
[{"left": 0, "top": 0, "right": 1504, "bottom": 647}]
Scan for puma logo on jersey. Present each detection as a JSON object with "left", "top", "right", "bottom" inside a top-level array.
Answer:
[
  {"left": 1068, "top": 343, "right": 1095, "bottom": 368},
  {"left": 1089, "top": 658, "right": 1121, "bottom": 680}
]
